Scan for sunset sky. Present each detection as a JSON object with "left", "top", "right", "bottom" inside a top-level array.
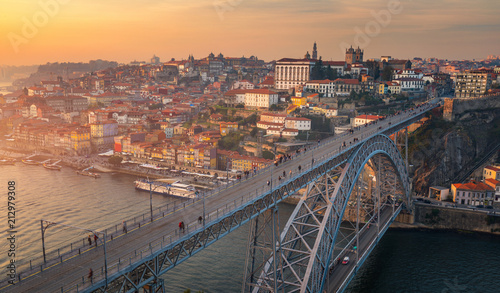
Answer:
[{"left": 1, "top": 0, "right": 499, "bottom": 66}]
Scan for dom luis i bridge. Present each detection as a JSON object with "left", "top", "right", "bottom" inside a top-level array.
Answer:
[{"left": 1, "top": 102, "right": 438, "bottom": 293}]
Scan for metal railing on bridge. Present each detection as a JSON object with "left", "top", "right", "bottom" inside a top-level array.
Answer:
[{"left": 1, "top": 103, "right": 437, "bottom": 292}]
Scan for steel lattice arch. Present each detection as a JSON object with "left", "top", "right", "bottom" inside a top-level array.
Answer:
[
  {"left": 86, "top": 134, "right": 410, "bottom": 293},
  {"left": 244, "top": 134, "right": 411, "bottom": 293}
]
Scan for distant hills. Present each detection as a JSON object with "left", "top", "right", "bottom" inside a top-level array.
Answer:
[{"left": 3, "top": 60, "right": 118, "bottom": 87}]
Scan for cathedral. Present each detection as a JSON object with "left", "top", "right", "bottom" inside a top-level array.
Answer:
[{"left": 345, "top": 46, "right": 364, "bottom": 64}]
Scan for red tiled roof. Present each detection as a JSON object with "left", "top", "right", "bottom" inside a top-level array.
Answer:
[
  {"left": 261, "top": 112, "right": 287, "bottom": 118},
  {"left": 485, "top": 166, "right": 500, "bottom": 172},
  {"left": 355, "top": 114, "right": 384, "bottom": 120},
  {"left": 334, "top": 79, "right": 359, "bottom": 85},
  {"left": 452, "top": 181, "right": 494, "bottom": 192},
  {"left": 257, "top": 121, "right": 283, "bottom": 127},
  {"left": 485, "top": 178, "right": 500, "bottom": 186},
  {"left": 285, "top": 117, "right": 311, "bottom": 121},
  {"left": 224, "top": 89, "right": 247, "bottom": 96}
]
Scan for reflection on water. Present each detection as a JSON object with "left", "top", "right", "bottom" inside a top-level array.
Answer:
[
  {"left": 1, "top": 164, "right": 499, "bottom": 292},
  {"left": 0, "top": 164, "right": 179, "bottom": 268}
]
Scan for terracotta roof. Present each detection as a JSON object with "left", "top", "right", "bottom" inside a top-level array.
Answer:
[
  {"left": 257, "top": 121, "right": 283, "bottom": 127},
  {"left": 261, "top": 112, "right": 287, "bottom": 118},
  {"left": 224, "top": 89, "right": 247, "bottom": 96},
  {"left": 334, "top": 79, "right": 360, "bottom": 85},
  {"left": 452, "top": 181, "right": 494, "bottom": 192},
  {"left": 485, "top": 166, "right": 500, "bottom": 172},
  {"left": 355, "top": 114, "right": 384, "bottom": 120},
  {"left": 485, "top": 178, "right": 500, "bottom": 186},
  {"left": 285, "top": 117, "right": 311, "bottom": 121}
]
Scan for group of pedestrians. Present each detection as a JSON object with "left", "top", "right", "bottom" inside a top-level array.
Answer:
[{"left": 87, "top": 234, "right": 99, "bottom": 247}]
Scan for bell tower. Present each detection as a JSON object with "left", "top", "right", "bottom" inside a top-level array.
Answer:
[{"left": 312, "top": 42, "right": 318, "bottom": 60}]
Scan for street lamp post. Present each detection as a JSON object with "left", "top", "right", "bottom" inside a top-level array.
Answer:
[
  {"left": 40, "top": 220, "right": 109, "bottom": 288},
  {"left": 149, "top": 181, "right": 153, "bottom": 222},
  {"left": 202, "top": 191, "right": 206, "bottom": 227}
]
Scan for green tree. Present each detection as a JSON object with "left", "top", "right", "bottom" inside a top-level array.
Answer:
[
  {"left": 218, "top": 132, "right": 242, "bottom": 151},
  {"left": 325, "top": 65, "right": 337, "bottom": 80},
  {"left": 310, "top": 58, "right": 325, "bottom": 80},
  {"left": 149, "top": 103, "right": 163, "bottom": 110},
  {"left": 108, "top": 156, "right": 123, "bottom": 165},
  {"left": 250, "top": 127, "right": 259, "bottom": 137},
  {"left": 262, "top": 150, "right": 275, "bottom": 160},
  {"left": 269, "top": 104, "right": 280, "bottom": 111}
]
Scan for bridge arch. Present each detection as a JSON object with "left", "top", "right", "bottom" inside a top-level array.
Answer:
[{"left": 250, "top": 134, "right": 411, "bottom": 293}]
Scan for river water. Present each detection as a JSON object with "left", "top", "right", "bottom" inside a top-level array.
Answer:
[{"left": 1, "top": 164, "right": 499, "bottom": 292}]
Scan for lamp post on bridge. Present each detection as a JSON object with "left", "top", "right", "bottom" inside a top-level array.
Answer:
[
  {"left": 40, "top": 220, "right": 108, "bottom": 288},
  {"left": 146, "top": 178, "right": 161, "bottom": 223}
]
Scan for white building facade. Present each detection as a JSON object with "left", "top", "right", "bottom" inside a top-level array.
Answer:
[
  {"left": 244, "top": 89, "right": 279, "bottom": 109},
  {"left": 275, "top": 58, "right": 316, "bottom": 90}
]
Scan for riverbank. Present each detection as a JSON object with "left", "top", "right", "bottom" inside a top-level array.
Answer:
[
  {"left": 0, "top": 147, "right": 217, "bottom": 188},
  {"left": 392, "top": 203, "right": 500, "bottom": 236}
]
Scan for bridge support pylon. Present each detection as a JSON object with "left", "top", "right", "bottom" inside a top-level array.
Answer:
[{"left": 242, "top": 204, "right": 283, "bottom": 292}]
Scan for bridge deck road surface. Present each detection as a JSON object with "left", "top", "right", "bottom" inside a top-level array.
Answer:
[
  {"left": 2, "top": 105, "right": 432, "bottom": 292},
  {"left": 326, "top": 205, "right": 396, "bottom": 293}
]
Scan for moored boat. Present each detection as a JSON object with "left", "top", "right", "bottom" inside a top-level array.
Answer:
[
  {"left": 22, "top": 159, "right": 41, "bottom": 165},
  {"left": 0, "top": 159, "right": 16, "bottom": 165},
  {"left": 76, "top": 170, "right": 101, "bottom": 178},
  {"left": 134, "top": 179, "right": 196, "bottom": 199},
  {"left": 43, "top": 163, "right": 62, "bottom": 170}
]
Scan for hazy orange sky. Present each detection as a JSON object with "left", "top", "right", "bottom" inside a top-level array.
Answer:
[{"left": 1, "top": 0, "right": 499, "bottom": 66}]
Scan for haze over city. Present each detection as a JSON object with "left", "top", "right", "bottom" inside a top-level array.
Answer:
[
  {"left": 1, "top": 0, "right": 500, "bottom": 292},
  {"left": 1, "top": 0, "right": 499, "bottom": 65}
]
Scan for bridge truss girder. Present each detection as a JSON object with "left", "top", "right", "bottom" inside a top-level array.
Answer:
[
  {"left": 88, "top": 144, "right": 357, "bottom": 292},
  {"left": 245, "top": 134, "right": 411, "bottom": 293}
]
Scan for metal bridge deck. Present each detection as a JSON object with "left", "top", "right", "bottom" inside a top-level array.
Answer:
[{"left": 0, "top": 103, "right": 437, "bottom": 293}]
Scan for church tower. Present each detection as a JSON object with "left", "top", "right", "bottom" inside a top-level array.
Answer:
[
  {"left": 345, "top": 46, "right": 355, "bottom": 64},
  {"left": 312, "top": 42, "right": 318, "bottom": 60},
  {"left": 355, "top": 47, "right": 364, "bottom": 63}
]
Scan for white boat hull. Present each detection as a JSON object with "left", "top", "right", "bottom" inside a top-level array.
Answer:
[{"left": 134, "top": 181, "right": 196, "bottom": 199}]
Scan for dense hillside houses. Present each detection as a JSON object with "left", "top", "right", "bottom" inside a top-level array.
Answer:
[{"left": 2, "top": 45, "right": 498, "bottom": 175}]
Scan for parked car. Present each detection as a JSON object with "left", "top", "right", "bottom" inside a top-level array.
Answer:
[
  {"left": 477, "top": 205, "right": 484, "bottom": 208},
  {"left": 342, "top": 256, "right": 350, "bottom": 265},
  {"left": 486, "top": 206, "right": 493, "bottom": 209}
]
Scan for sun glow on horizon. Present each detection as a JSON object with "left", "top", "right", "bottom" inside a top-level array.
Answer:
[{"left": 1, "top": 0, "right": 499, "bottom": 66}]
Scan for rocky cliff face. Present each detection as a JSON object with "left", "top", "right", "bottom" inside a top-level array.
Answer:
[{"left": 409, "top": 107, "right": 500, "bottom": 195}]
